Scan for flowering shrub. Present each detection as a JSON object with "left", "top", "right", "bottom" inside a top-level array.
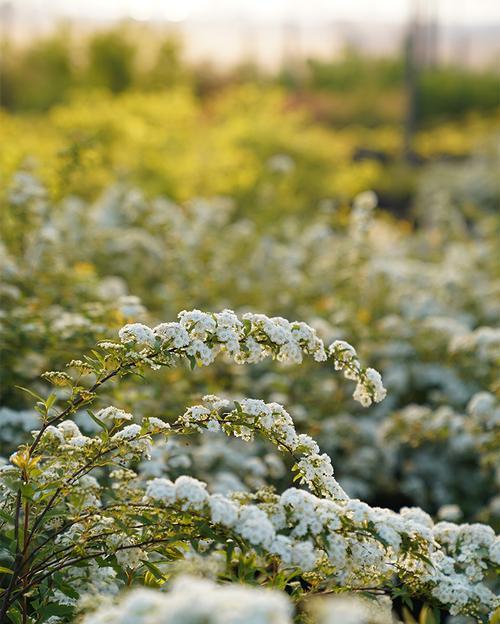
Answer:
[
  {"left": 0, "top": 110, "right": 499, "bottom": 623},
  {"left": 0, "top": 310, "right": 498, "bottom": 623},
  {"left": 2, "top": 168, "right": 498, "bottom": 527}
]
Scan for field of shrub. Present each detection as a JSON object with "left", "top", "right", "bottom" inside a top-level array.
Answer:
[{"left": 0, "top": 25, "right": 499, "bottom": 624}]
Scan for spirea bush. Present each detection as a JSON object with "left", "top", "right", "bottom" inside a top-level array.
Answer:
[
  {"left": 1, "top": 148, "right": 499, "bottom": 623},
  {"left": 2, "top": 169, "right": 498, "bottom": 528},
  {"left": 0, "top": 310, "right": 498, "bottom": 623}
]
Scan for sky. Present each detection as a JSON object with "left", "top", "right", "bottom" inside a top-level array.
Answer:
[
  {"left": 6, "top": 0, "right": 499, "bottom": 67},
  {"left": 15, "top": 0, "right": 500, "bottom": 26}
]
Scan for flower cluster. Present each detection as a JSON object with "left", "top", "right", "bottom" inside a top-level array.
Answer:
[
  {"left": 95, "top": 406, "right": 134, "bottom": 424},
  {"left": 2, "top": 168, "right": 497, "bottom": 527},
  {"left": 310, "top": 593, "right": 394, "bottom": 624},
  {"left": 177, "top": 395, "right": 347, "bottom": 500},
  {"left": 144, "top": 474, "right": 499, "bottom": 615},
  {"left": 82, "top": 575, "right": 293, "bottom": 624},
  {"left": 116, "top": 309, "right": 386, "bottom": 407},
  {"left": 424, "top": 521, "right": 500, "bottom": 614}
]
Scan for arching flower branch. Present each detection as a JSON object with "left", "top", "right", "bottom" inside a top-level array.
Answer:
[{"left": 0, "top": 310, "right": 497, "bottom": 623}]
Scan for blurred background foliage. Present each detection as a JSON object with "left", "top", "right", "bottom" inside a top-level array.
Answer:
[
  {"left": 0, "top": 24, "right": 498, "bottom": 220},
  {"left": 1, "top": 24, "right": 498, "bottom": 120}
]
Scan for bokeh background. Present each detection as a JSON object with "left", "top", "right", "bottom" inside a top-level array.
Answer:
[{"left": 1, "top": 0, "right": 499, "bottom": 211}]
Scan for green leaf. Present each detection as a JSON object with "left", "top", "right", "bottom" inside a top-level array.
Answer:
[
  {"left": 14, "top": 385, "right": 45, "bottom": 402},
  {"left": 38, "top": 603, "right": 74, "bottom": 621},
  {"left": 87, "top": 409, "right": 109, "bottom": 436},
  {"left": 45, "top": 393, "right": 57, "bottom": 410},
  {"left": 419, "top": 605, "right": 440, "bottom": 624},
  {"left": 373, "top": 532, "right": 390, "bottom": 548},
  {"left": 91, "top": 349, "right": 105, "bottom": 363},
  {"left": 413, "top": 550, "right": 434, "bottom": 568},
  {"left": 20, "top": 482, "right": 36, "bottom": 500},
  {"left": 7, "top": 606, "right": 22, "bottom": 624},
  {"left": 0, "top": 566, "right": 14, "bottom": 575},
  {"left": 0, "top": 509, "right": 12, "bottom": 523},
  {"left": 222, "top": 541, "right": 234, "bottom": 569},
  {"left": 141, "top": 560, "right": 166, "bottom": 581},
  {"left": 56, "top": 582, "right": 79, "bottom": 600},
  {"left": 402, "top": 607, "right": 417, "bottom": 624}
]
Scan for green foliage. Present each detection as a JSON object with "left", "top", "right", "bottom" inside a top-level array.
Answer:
[
  {"left": 0, "top": 29, "right": 74, "bottom": 112},
  {"left": 1, "top": 25, "right": 498, "bottom": 128},
  {"left": 307, "top": 49, "right": 404, "bottom": 92},
  {"left": 419, "top": 66, "right": 500, "bottom": 121},
  {"left": 86, "top": 28, "right": 137, "bottom": 94}
]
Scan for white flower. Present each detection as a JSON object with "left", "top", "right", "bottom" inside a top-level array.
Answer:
[
  {"left": 202, "top": 395, "right": 230, "bottom": 410},
  {"left": 174, "top": 475, "right": 209, "bottom": 509},
  {"left": 145, "top": 477, "right": 176, "bottom": 503},
  {"left": 271, "top": 535, "right": 293, "bottom": 564},
  {"left": 314, "top": 593, "right": 394, "bottom": 624},
  {"left": 489, "top": 537, "right": 500, "bottom": 565},
  {"left": 291, "top": 540, "right": 318, "bottom": 571},
  {"left": 277, "top": 340, "right": 303, "bottom": 364},
  {"left": 240, "top": 398, "right": 272, "bottom": 417},
  {"left": 295, "top": 434, "right": 320, "bottom": 454},
  {"left": 209, "top": 494, "right": 238, "bottom": 527},
  {"left": 57, "top": 420, "right": 82, "bottom": 438},
  {"left": 238, "top": 505, "right": 276, "bottom": 549},
  {"left": 365, "top": 368, "right": 387, "bottom": 403},
  {"left": 118, "top": 323, "right": 156, "bottom": 348},
  {"left": 39, "top": 425, "right": 65, "bottom": 444},
  {"left": 148, "top": 417, "right": 171, "bottom": 431},
  {"left": 214, "top": 309, "right": 240, "bottom": 327},
  {"left": 329, "top": 340, "right": 357, "bottom": 365},
  {"left": 354, "top": 190, "right": 378, "bottom": 211},
  {"left": 181, "top": 405, "right": 211, "bottom": 427},
  {"left": 67, "top": 435, "right": 93, "bottom": 448},
  {"left": 437, "top": 504, "right": 462, "bottom": 522},
  {"left": 112, "top": 424, "right": 141, "bottom": 441},
  {"left": 95, "top": 406, "right": 133, "bottom": 423},
  {"left": 178, "top": 309, "right": 217, "bottom": 338},
  {"left": 153, "top": 322, "right": 191, "bottom": 348},
  {"left": 352, "top": 383, "right": 372, "bottom": 407},
  {"left": 186, "top": 339, "right": 217, "bottom": 366}
]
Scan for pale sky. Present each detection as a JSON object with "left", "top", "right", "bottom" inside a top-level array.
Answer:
[
  {"left": 8, "top": 0, "right": 499, "bottom": 67},
  {"left": 17, "top": 0, "right": 500, "bottom": 26}
]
